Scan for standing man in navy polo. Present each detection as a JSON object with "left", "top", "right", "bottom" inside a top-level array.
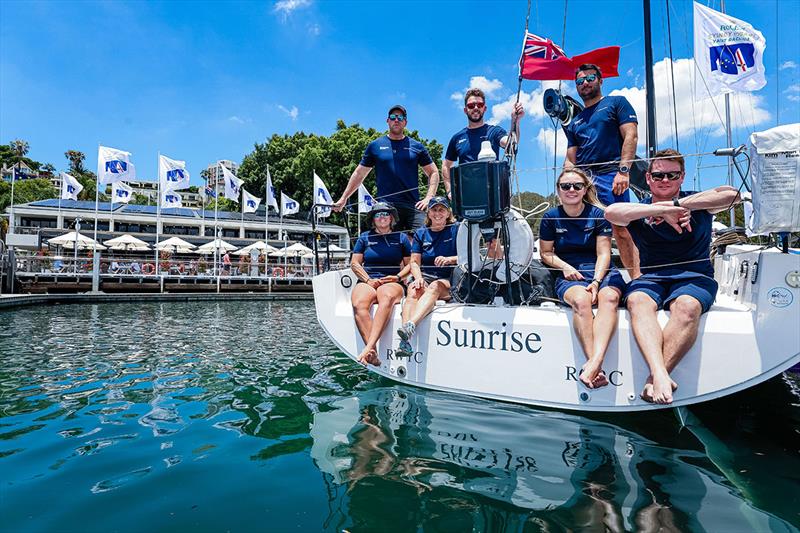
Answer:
[
  {"left": 441, "top": 88, "right": 525, "bottom": 196},
  {"left": 564, "top": 64, "right": 640, "bottom": 278},
  {"left": 333, "top": 105, "right": 440, "bottom": 232}
]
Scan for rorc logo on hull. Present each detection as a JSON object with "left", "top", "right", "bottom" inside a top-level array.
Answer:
[{"left": 435, "top": 320, "right": 542, "bottom": 354}]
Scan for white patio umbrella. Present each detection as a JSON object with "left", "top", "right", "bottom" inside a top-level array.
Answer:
[
  {"left": 234, "top": 240, "right": 278, "bottom": 256},
  {"left": 104, "top": 234, "right": 151, "bottom": 251},
  {"left": 281, "top": 242, "right": 313, "bottom": 257},
  {"left": 195, "top": 238, "right": 238, "bottom": 254},
  {"left": 319, "top": 243, "right": 347, "bottom": 253},
  {"left": 157, "top": 236, "right": 197, "bottom": 253},
  {"left": 48, "top": 231, "right": 106, "bottom": 250}
]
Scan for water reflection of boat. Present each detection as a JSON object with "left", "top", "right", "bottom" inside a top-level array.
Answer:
[{"left": 310, "top": 386, "right": 795, "bottom": 531}]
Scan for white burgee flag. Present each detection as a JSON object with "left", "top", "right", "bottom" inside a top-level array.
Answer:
[
  {"left": 313, "top": 172, "right": 333, "bottom": 219},
  {"left": 281, "top": 191, "right": 300, "bottom": 216},
  {"left": 242, "top": 188, "right": 261, "bottom": 214},
  {"left": 266, "top": 168, "right": 279, "bottom": 211},
  {"left": 112, "top": 181, "right": 133, "bottom": 204},
  {"left": 61, "top": 172, "right": 83, "bottom": 201},
  {"left": 358, "top": 184, "right": 376, "bottom": 214},
  {"left": 97, "top": 146, "right": 136, "bottom": 185},
  {"left": 221, "top": 165, "right": 243, "bottom": 202},
  {"left": 693, "top": 2, "right": 766, "bottom": 98},
  {"left": 159, "top": 154, "right": 190, "bottom": 192},
  {"left": 161, "top": 191, "right": 183, "bottom": 209}
]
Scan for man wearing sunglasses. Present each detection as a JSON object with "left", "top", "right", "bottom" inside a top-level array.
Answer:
[
  {"left": 441, "top": 88, "right": 524, "bottom": 197},
  {"left": 605, "top": 149, "right": 741, "bottom": 405},
  {"left": 333, "top": 104, "right": 440, "bottom": 232}
]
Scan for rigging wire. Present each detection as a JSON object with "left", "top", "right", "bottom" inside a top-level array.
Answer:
[{"left": 665, "top": 0, "right": 680, "bottom": 151}]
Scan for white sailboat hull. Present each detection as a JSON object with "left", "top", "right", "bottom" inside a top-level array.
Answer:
[{"left": 313, "top": 245, "right": 800, "bottom": 411}]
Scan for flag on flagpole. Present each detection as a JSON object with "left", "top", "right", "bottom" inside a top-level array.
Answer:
[
  {"left": 161, "top": 191, "right": 183, "bottom": 209},
  {"left": 242, "top": 188, "right": 261, "bottom": 214},
  {"left": 97, "top": 146, "right": 136, "bottom": 185},
  {"left": 158, "top": 154, "right": 190, "bottom": 192},
  {"left": 519, "top": 32, "right": 620, "bottom": 80},
  {"left": 203, "top": 185, "right": 217, "bottom": 199},
  {"left": 281, "top": 191, "right": 300, "bottom": 216},
  {"left": 266, "top": 169, "right": 279, "bottom": 211},
  {"left": 313, "top": 172, "right": 333, "bottom": 219},
  {"left": 111, "top": 181, "right": 133, "bottom": 204},
  {"left": 60, "top": 172, "right": 83, "bottom": 201},
  {"left": 221, "top": 165, "right": 243, "bottom": 202},
  {"left": 357, "top": 184, "right": 376, "bottom": 214},
  {"left": 693, "top": 2, "right": 766, "bottom": 98}
]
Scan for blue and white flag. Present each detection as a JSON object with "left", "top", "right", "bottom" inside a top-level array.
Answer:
[
  {"left": 242, "top": 188, "right": 261, "bottom": 214},
  {"left": 265, "top": 168, "right": 279, "bottom": 211},
  {"left": 221, "top": 165, "right": 243, "bottom": 202},
  {"left": 61, "top": 172, "right": 83, "bottom": 201},
  {"left": 203, "top": 185, "right": 217, "bottom": 199},
  {"left": 97, "top": 146, "right": 136, "bottom": 185},
  {"left": 159, "top": 154, "right": 190, "bottom": 192},
  {"left": 111, "top": 181, "right": 133, "bottom": 204},
  {"left": 693, "top": 2, "right": 766, "bottom": 98},
  {"left": 358, "top": 184, "right": 376, "bottom": 214},
  {"left": 161, "top": 190, "right": 183, "bottom": 209},
  {"left": 281, "top": 191, "right": 300, "bottom": 216},
  {"left": 313, "top": 172, "right": 333, "bottom": 219}
]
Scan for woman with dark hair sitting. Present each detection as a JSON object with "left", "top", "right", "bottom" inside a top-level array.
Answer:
[
  {"left": 396, "top": 196, "right": 459, "bottom": 357},
  {"left": 350, "top": 202, "right": 411, "bottom": 366},
  {"left": 540, "top": 168, "right": 626, "bottom": 389}
]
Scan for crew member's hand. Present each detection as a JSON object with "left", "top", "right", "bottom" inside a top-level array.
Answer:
[
  {"left": 379, "top": 275, "right": 399, "bottom": 284},
  {"left": 332, "top": 198, "right": 347, "bottom": 213},
  {"left": 409, "top": 278, "right": 426, "bottom": 291},
  {"left": 511, "top": 102, "right": 525, "bottom": 120},
  {"left": 584, "top": 281, "right": 599, "bottom": 304},
  {"left": 433, "top": 256, "right": 450, "bottom": 267},
  {"left": 563, "top": 265, "right": 584, "bottom": 281},
  {"left": 651, "top": 205, "right": 692, "bottom": 234},
  {"left": 415, "top": 195, "right": 433, "bottom": 211},
  {"left": 612, "top": 172, "right": 629, "bottom": 195},
  {"left": 366, "top": 278, "right": 382, "bottom": 289}
]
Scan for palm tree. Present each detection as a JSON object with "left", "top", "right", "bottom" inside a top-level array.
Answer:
[
  {"left": 64, "top": 150, "right": 86, "bottom": 174},
  {"left": 10, "top": 139, "right": 29, "bottom": 160},
  {"left": 40, "top": 163, "right": 56, "bottom": 177}
]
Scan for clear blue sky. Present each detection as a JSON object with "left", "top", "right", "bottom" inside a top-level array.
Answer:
[{"left": 1, "top": 0, "right": 798, "bottom": 197}]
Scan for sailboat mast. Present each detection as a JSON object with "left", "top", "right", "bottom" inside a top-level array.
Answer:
[
  {"left": 643, "top": 0, "right": 658, "bottom": 160},
  {"left": 721, "top": 0, "right": 736, "bottom": 227}
]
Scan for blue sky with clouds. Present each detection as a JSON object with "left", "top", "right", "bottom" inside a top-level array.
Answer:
[{"left": 1, "top": 0, "right": 798, "bottom": 197}]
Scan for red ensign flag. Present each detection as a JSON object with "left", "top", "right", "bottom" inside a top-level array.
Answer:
[{"left": 520, "top": 33, "right": 620, "bottom": 80}]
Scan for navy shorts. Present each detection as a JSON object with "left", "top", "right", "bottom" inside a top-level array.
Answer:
[
  {"left": 391, "top": 203, "right": 426, "bottom": 232},
  {"left": 555, "top": 266, "right": 627, "bottom": 302},
  {"left": 625, "top": 271, "right": 718, "bottom": 313},
  {"left": 593, "top": 170, "right": 630, "bottom": 206}
]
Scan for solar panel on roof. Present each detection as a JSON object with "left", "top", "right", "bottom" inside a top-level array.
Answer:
[{"left": 28, "top": 199, "right": 119, "bottom": 211}]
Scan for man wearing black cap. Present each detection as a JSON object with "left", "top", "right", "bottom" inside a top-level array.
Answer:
[{"left": 333, "top": 104, "right": 440, "bottom": 231}]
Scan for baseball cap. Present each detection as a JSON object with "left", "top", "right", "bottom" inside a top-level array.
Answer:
[
  {"left": 388, "top": 104, "right": 407, "bottom": 117},
  {"left": 427, "top": 196, "right": 450, "bottom": 210}
]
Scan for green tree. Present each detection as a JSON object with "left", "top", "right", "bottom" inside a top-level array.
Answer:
[
  {"left": 40, "top": 163, "right": 57, "bottom": 178},
  {"left": 64, "top": 150, "right": 86, "bottom": 174},
  {"left": 0, "top": 178, "right": 57, "bottom": 211},
  {"left": 131, "top": 192, "right": 150, "bottom": 205},
  {"left": 0, "top": 141, "right": 41, "bottom": 171}
]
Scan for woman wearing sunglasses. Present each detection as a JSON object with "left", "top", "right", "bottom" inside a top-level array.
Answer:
[
  {"left": 395, "top": 196, "right": 459, "bottom": 357},
  {"left": 539, "top": 169, "right": 626, "bottom": 389},
  {"left": 351, "top": 202, "right": 412, "bottom": 366}
]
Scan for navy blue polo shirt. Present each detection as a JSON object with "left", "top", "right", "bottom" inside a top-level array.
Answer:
[
  {"left": 360, "top": 136, "right": 433, "bottom": 206},
  {"left": 563, "top": 96, "right": 638, "bottom": 174},
  {"left": 352, "top": 230, "right": 411, "bottom": 278},
  {"left": 539, "top": 204, "right": 612, "bottom": 268},
  {"left": 411, "top": 224, "right": 459, "bottom": 279},
  {"left": 445, "top": 124, "right": 507, "bottom": 164},
  {"left": 627, "top": 191, "right": 714, "bottom": 277}
]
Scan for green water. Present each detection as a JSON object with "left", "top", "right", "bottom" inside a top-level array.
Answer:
[{"left": 1, "top": 301, "right": 798, "bottom": 532}]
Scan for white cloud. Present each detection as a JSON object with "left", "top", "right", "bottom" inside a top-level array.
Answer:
[
  {"left": 450, "top": 76, "right": 505, "bottom": 105},
  {"left": 534, "top": 127, "right": 568, "bottom": 158},
  {"left": 278, "top": 105, "right": 299, "bottom": 120},
  {"left": 779, "top": 61, "right": 798, "bottom": 70},
  {"left": 307, "top": 23, "right": 320, "bottom": 36},
  {"left": 785, "top": 84, "right": 800, "bottom": 103},
  {"left": 227, "top": 115, "right": 248, "bottom": 124},
  {"left": 274, "top": 0, "right": 311, "bottom": 19},
  {"left": 488, "top": 80, "right": 560, "bottom": 124}
]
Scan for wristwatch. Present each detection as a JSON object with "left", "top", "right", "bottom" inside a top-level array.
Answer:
[
  {"left": 673, "top": 198, "right": 681, "bottom": 207},
  {"left": 618, "top": 165, "right": 630, "bottom": 174}
]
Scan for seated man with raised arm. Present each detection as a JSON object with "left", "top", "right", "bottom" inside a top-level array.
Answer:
[{"left": 604, "top": 148, "right": 741, "bottom": 405}]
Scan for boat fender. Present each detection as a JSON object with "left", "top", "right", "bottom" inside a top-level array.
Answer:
[{"left": 456, "top": 208, "right": 534, "bottom": 283}]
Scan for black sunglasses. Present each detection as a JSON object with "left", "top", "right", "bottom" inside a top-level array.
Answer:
[
  {"left": 649, "top": 171, "right": 683, "bottom": 181},
  {"left": 575, "top": 74, "right": 599, "bottom": 86},
  {"left": 388, "top": 114, "right": 406, "bottom": 121},
  {"left": 558, "top": 182, "right": 586, "bottom": 191}
]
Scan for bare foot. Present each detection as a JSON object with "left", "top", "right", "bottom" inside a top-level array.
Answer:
[
  {"left": 580, "top": 360, "right": 608, "bottom": 389},
  {"left": 640, "top": 375, "right": 678, "bottom": 403},
  {"left": 357, "top": 348, "right": 380, "bottom": 367}
]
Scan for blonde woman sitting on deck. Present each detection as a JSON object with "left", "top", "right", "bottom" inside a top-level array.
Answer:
[
  {"left": 350, "top": 202, "right": 411, "bottom": 366},
  {"left": 396, "top": 196, "right": 459, "bottom": 358},
  {"left": 539, "top": 169, "right": 626, "bottom": 389}
]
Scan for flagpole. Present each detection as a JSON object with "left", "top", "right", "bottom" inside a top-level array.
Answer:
[
  {"left": 720, "top": 0, "right": 736, "bottom": 228},
  {"left": 92, "top": 144, "right": 100, "bottom": 263},
  {"left": 214, "top": 161, "right": 220, "bottom": 292},
  {"left": 57, "top": 174, "right": 63, "bottom": 231},
  {"left": 9, "top": 163, "right": 16, "bottom": 234},
  {"left": 265, "top": 167, "right": 269, "bottom": 244},
  {"left": 156, "top": 152, "right": 162, "bottom": 275}
]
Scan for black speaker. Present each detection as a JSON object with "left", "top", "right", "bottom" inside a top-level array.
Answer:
[{"left": 452, "top": 160, "right": 511, "bottom": 222}]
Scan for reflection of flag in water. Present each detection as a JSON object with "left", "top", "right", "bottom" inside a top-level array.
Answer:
[
  {"left": 710, "top": 43, "right": 756, "bottom": 75},
  {"left": 358, "top": 184, "right": 376, "bottom": 214},
  {"left": 61, "top": 172, "right": 83, "bottom": 200},
  {"left": 112, "top": 181, "right": 133, "bottom": 204},
  {"left": 161, "top": 191, "right": 183, "bottom": 209},
  {"left": 242, "top": 188, "right": 261, "bottom": 214},
  {"left": 281, "top": 191, "right": 300, "bottom": 216}
]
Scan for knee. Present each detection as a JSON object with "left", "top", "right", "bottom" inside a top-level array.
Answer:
[
  {"left": 670, "top": 296, "right": 702, "bottom": 323},
  {"left": 571, "top": 294, "right": 593, "bottom": 316},
  {"left": 626, "top": 292, "right": 655, "bottom": 313},
  {"left": 377, "top": 291, "right": 401, "bottom": 306},
  {"left": 599, "top": 289, "right": 620, "bottom": 307}
]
